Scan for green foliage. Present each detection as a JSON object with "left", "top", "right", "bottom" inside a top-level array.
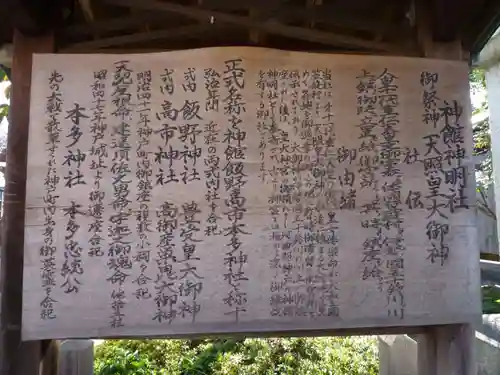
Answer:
[
  {"left": 0, "top": 65, "right": 9, "bottom": 153},
  {"left": 470, "top": 67, "right": 493, "bottom": 188},
  {"left": 94, "top": 339, "right": 190, "bottom": 374},
  {"left": 482, "top": 286, "right": 500, "bottom": 314},
  {"left": 95, "top": 349, "right": 157, "bottom": 375},
  {"left": 0, "top": 65, "right": 8, "bottom": 127},
  {"left": 469, "top": 68, "right": 486, "bottom": 97},
  {"left": 0, "top": 103, "right": 7, "bottom": 121},
  {"left": 94, "top": 337, "right": 379, "bottom": 375}
]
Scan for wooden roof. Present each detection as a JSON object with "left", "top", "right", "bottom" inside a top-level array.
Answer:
[{"left": 2, "top": 0, "right": 500, "bottom": 59}]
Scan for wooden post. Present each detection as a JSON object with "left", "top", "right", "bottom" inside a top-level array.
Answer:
[
  {"left": 41, "top": 340, "right": 61, "bottom": 375},
  {"left": 435, "top": 324, "right": 477, "bottom": 375},
  {"left": 58, "top": 340, "right": 94, "bottom": 375},
  {"left": 413, "top": 5, "right": 476, "bottom": 371},
  {"left": 414, "top": 325, "right": 477, "bottom": 375},
  {"left": 416, "top": 332, "right": 437, "bottom": 375},
  {"left": 0, "top": 30, "right": 54, "bottom": 375}
]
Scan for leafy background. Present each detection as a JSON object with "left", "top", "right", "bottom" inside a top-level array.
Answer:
[{"left": 94, "top": 337, "right": 379, "bottom": 375}]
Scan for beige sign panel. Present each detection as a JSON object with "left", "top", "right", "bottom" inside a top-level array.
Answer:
[{"left": 23, "top": 47, "right": 480, "bottom": 340}]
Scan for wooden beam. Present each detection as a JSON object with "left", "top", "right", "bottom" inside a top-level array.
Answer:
[
  {"left": 67, "top": 1, "right": 408, "bottom": 43},
  {"left": 427, "top": 40, "right": 467, "bottom": 61},
  {"left": 104, "top": 0, "right": 408, "bottom": 52},
  {"left": 66, "top": 13, "right": 169, "bottom": 38},
  {"left": 63, "top": 23, "right": 227, "bottom": 51},
  {"left": 58, "top": 46, "right": 420, "bottom": 56},
  {"left": 415, "top": 0, "right": 434, "bottom": 57},
  {"left": 201, "top": 0, "right": 400, "bottom": 35},
  {"left": 77, "top": 0, "right": 98, "bottom": 39},
  {"left": 464, "top": 0, "right": 500, "bottom": 55},
  {"left": 430, "top": 0, "right": 471, "bottom": 42},
  {"left": 2, "top": 0, "right": 64, "bottom": 36},
  {"left": 415, "top": 0, "right": 468, "bottom": 61},
  {"left": 78, "top": 0, "right": 96, "bottom": 23},
  {"left": 248, "top": 8, "right": 265, "bottom": 45},
  {"left": 0, "top": 30, "right": 54, "bottom": 375},
  {"left": 374, "top": 3, "right": 396, "bottom": 43}
]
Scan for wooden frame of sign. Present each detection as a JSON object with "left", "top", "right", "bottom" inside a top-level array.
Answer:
[{"left": 1, "top": 5, "right": 480, "bottom": 375}]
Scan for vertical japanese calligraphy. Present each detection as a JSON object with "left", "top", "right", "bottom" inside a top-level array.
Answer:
[
  {"left": 134, "top": 69, "right": 153, "bottom": 301},
  {"left": 177, "top": 201, "right": 203, "bottom": 321},
  {"left": 108, "top": 60, "right": 134, "bottom": 328},
  {"left": 416, "top": 71, "right": 469, "bottom": 266},
  {"left": 377, "top": 69, "right": 405, "bottom": 319},
  {"left": 357, "top": 70, "right": 381, "bottom": 287},
  {"left": 222, "top": 59, "right": 249, "bottom": 321},
  {"left": 40, "top": 70, "right": 64, "bottom": 319},
  {"left": 152, "top": 66, "right": 207, "bottom": 325},
  {"left": 204, "top": 68, "right": 222, "bottom": 237},
  {"left": 88, "top": 69, "right": 108, "bottom": 259},
  {"left": 262, "top": 68, "right": 341, "bottom": 319},
  {"left": 153, "top": 201, "right": 178, "bottom": 323},
  {"left": 24, "top": 49, "right": 478, "bottom": 341},
  {"left": 357, "top": 69, "right": 406, "bottom": 318},
  {"left": 62, "top": 98, "right": 88, "bottom": 294}
]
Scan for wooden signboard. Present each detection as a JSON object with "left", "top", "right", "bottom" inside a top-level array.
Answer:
[{"left": 22, "top": 47, "right": 480, "bottom": 340}]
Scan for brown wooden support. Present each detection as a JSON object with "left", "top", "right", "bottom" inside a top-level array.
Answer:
[
  {"left": 0, "top": 29, "right": 54, "bottom": 375},
  {"left": 415, "top": 1, "right": 468, "bottom": 61},
  {"left": 66, "top": 13, "right": 169, "bottom": 39},
  {"left": 104, "top": 0, "right": 409, "bottom": 53},
  {"left": 248, "top": 8, "right": 266, "bottom": 45},
  {"left": 415, "top": 324, "right": 476, "bottom": 375},
  {"left": 2, "top": 0, "right": 62, "bottom": 36},
  {"left": 64, "top": 23, "right": 227, "bottom": 51},
  {"left": 66, "top": 1, "right": 404, "bottom": 41},
  {"left": 201, "top": 0, "right": 399, "bottom": 35},
  {"left": 415, "top": 0, "right": 433, "bottom": 57}
]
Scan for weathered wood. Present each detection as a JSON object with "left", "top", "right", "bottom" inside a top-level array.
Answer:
[
  {"left": 386, "top": 327, "right": 477, "bottom": 375},
  {"left": 58, "top": 47, "right": 421, "bottom": 56},
  {"left": 435, "top": 324, "right": 476, "bottom": 375},
  {"left": 41, "top": 340, "right": 60, "bottom": 375},
  {"left": 66, "top": 325, "right": 432, "bottom": 341},
  {"left": 2, "top": 0, "right": 62, "bottom": 36},
  {"left": 0, "top": 29, "right": 54, "bottom": 375},
  {"left": 24, "top": 47, "right": 478, "bottom": 341},
  {"left": 464, "top": 0, "right": 500, "bottom": 54},
  {"left": 58, "top": 340, "right": 93, "bottom": 375},
  {"left": 78, "top": 0, "right": 96, "bottom": 23},
  {"left": 67, "top": 1, "right": 405, "bottom": 41},
  {"left": 430, "top": 0, "right": 471, "bottom": 42},
  {"left": 416, "top": 3, "right": 467, "bottom": 63},
  {"left": 416, "top": 325, "right": 477, "bottom": 374},
  {"left": 415, "top": 24, "right": 479, "bottom": 375},
  {"left": 202, "top": 0, "right": 402, "bottom": 35},
  {"left": 415, "top": 0, "right": 434, "bottom": 58},
  {"left": 64, "top": 23, "right": 228, "bottom": 51},
  {"left": 305, "top": 0, "right": 317, "bottom": 29},
  {"left": 426, "top": 40, "right": 467, "bottom": 61},
  {"left": 373, "top": 4, "right": 395, "bottom": 43},
  {"left": 104, "top": 0, "right": 409, "bottom": 52},
  {"left": 77, "top": 0, "right": 99, "bottom": 40},
  {"left": 416, "top": 331, "right": 438, "bottom": 375},
  {"left": 248, "top": 8, "right": 264, "bottom": 45},
  {"left": 66, "top": 13, "right": 169, "bottom": 38}
]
